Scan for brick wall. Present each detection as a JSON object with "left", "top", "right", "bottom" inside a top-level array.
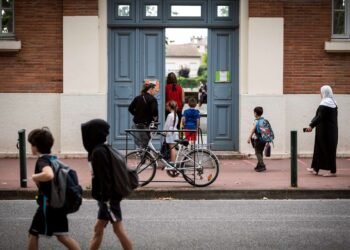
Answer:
[
  {"left": 0, "top": 0, "right": 63, "bottom": 93},
  {"left": 249, "top": 0, "right": 350, "bottom": 94},
  {"left": 0, "top": 0, "right": 98, "bottom": 93},
  {"left": 249, "top": 0, "right": 283, "bottom": 17},
  {"left": 63, "top": 0, "right": 98, "bottom": 16}
]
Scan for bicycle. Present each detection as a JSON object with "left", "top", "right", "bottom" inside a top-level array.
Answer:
[{"left": 125, "top": 123, "right": 220, "bottom": 187}]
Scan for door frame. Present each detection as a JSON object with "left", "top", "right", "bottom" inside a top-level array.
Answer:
[{"left": 107, "top": 0, "right": 239, "bottom": 150}]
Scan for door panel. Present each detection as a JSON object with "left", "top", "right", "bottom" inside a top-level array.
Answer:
[
  {"left": 216, "top": 33, "right": 231, "bottom": 68},
  {"left": 213, "top": 85, "right": 232, "bottom": 99},
  {"left": 140, "top": 29, "right": 165, "bottom": 125},
  {"left": 108, "top": 28, "right": 164, "bottom": 149},
  {"left": 208, "top": 29, "right": 238, "bottom": 150},
  {"left": 114, "top": 103, "right": 131, "bottom": 137},
  {"left": 213, "top": 104, "right": 231, "bottom": 138},
  {"left": 114, "top": 31, "right": 135, "bottom": 82}
]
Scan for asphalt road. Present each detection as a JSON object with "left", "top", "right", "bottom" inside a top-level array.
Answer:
[{"left": 0, "top": 200, "right": 349, "bottom": 250}]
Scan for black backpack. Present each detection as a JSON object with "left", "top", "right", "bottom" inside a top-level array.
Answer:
[
  {"left": 104, "top": 145, "right": 139, "bottom": 198},
  {"left": 47, "top": 156, "right": 83, "bottom": 214}
]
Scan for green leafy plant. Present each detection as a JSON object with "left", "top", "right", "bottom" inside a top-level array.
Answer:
[{"left": 178, "top": 77, "right": 199, "bottom": 89}]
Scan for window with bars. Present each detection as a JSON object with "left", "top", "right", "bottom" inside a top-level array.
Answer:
[
  {"left": 332, "top": 0, "right": 350, "bottom": 39},
  {"left": 0, "top": 0, "right": 14, "bottom": 39}
]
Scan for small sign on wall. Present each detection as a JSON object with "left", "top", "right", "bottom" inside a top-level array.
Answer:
[
  {"left": 215, "top": 71, "right": 230, "bottom": 83},
  {"left": 144, "top": 79, "right": 160, "bottom": 92}
]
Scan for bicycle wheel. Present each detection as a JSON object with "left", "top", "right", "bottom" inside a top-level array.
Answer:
[
  {"left": 180, "top": 149, "right": 219, "bottom": 187},
  {"left": 126, "top": 150, "right": 157, "bottom": 187}
]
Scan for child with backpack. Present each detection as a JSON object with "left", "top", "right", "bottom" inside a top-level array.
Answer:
[
  {"left": 27, "top": 128, "right": 80, "bottom": 250},
  {"left": 181, "top": 97, "right": 200, "bottom": 144},
  {"left": 81, "top": 119, "right": 133, "bottom": 250},
  {"left": 247, "top": 107, "right": 274, "bottom": 172}
]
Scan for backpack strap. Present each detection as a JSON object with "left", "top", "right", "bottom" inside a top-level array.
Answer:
[
  {"left": 256, "top": 117, "right": 266, "bottom": 142},
  {"left": 43, "top": 195, "right": 48, "bottom": 235},
  {"left": 40, "top": 154, "right": 59, "bottom": 175},
  {"left": 255, "top": 117, "right": 263, "bottom": 135},
  {"left": 44, "top": 155, "right": 62, "bottom": 186}
]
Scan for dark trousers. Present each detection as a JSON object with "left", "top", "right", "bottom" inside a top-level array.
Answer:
[
  {"left": 253, "top": 139, "right": 266, "bottom": 166},
  {"left": 132, "top": 124, "right": 150, "bottom": 148}
]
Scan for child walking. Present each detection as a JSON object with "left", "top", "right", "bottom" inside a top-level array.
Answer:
[
  {"left": 81, "top": 119, "right": 133, "bottom": 250},
  {"left": 181, "top": 97, "right": 200, "bottom": 143},
  {"left": 247, "top": 106, "right": 267, "bottom": 172},
  {"left": 27, "top": 128, "right": 80, "bottom": 250},
  {"left": 164, "top": 101, "right": 179, "bottom": 163}
]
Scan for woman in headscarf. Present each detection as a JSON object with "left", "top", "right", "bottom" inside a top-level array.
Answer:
[
  {"left": 165, "top": 72, "right": 184, "bottom": 130},
  {"left": 305, "top": 85, "right": 338, "bottom": 177}
]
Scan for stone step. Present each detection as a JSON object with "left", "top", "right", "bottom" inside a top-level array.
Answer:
[{"left": 212, "top": 151, "right": 247, "bottom": 160}]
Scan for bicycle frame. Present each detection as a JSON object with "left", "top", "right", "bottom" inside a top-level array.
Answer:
[
  {"left": 125, "top": 127, "right": 199, "bottom": 183},
  {"left": 146, "top": 134, "right": 197, "bottom": 172}
]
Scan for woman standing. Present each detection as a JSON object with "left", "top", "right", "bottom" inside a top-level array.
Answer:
[
  {"left": 128, "top": 81, "right": 158, "bottom": 147},
  {"left": 305, "top": 85, "right": 338, "bottom": 177},
  {"left": 165, "top": 72, "right": 184, "bottom": 129}
]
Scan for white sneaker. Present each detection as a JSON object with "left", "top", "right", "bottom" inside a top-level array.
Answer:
[
  {"left": 306, "top": 168, "right": 318, "bottom": 175},
  {"left": 323, "top": 173, "right": 336, "bottom": 177}
]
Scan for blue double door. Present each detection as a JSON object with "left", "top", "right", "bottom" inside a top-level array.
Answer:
[{"left": 108, "top": 28, "right": 238, "bottom": 150}]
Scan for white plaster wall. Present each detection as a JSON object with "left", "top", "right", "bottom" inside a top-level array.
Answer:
[
  {"left": 239, "top": 0, "right": 249, "bottom": 95},
  {"left": 63, "top": 16, "right": 100, "bottom": 94},
  {"left": 60, "top": 94, "right": 107, "bottom": 155},
  {"left": 247, "top": 18, "right": 284, "bottom": 95},
  {"left": 99, "top": 0, "right": 108, "bottom": 94},
  {"left": 166, "top": 57, "right": 202, "bottom": 78},
  {"left": 334, "top": 96, "right": 350, "bottom": 155},
  {"left": 239, "top": 95, "right": 350, "bottom": 157},
  {"left": 58, "top": 2, "right": 108, "bottom": 155},
  {"left": 240, "top": 95, "right": 286, "bottom": 155},
  {"left": 0, "top": 94, "right": 60, "bottom": 156}
]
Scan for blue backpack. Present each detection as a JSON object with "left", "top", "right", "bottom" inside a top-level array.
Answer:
[{"left": 256, "top": 118, "right": 275, "bottom": 143}]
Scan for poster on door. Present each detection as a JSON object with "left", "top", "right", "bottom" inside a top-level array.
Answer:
[
  {"left": 215, "top": 71, "right": 230, "bottom": 83},
  {"left": 144, "top": 79, "right": 160, "bottom": 92}
]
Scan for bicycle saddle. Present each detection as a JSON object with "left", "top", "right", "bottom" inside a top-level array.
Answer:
[{"left": 174, "top": 139, "right": 189, "bottom": 147}]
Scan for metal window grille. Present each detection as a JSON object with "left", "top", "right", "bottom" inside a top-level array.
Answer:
[
  {"left": 0, "top": 0, "right": 15, "bottom": 39},
  {"left": 332, "top": 0, "right": 350, "bottom": 39}
]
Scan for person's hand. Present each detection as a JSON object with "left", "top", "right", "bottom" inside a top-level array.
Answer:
[
  {"left": 305, "top": 127, "right": 313, "bottom": 132},
  {"left": 247, "top": 138, "right": 251, "bottom": 144},
  {"left": 32, "top": 175, "right": 39, "bottom": 186}
]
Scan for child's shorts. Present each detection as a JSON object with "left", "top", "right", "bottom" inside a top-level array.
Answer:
[
  {"left": 29, "top": 206, "right": 69, "bottom": 237},
  {"left": 185, "top": 131, "right": 197, "bottom": 142},
  {"left": 97, "top": 200, "right": 122, "bottom": 223}
]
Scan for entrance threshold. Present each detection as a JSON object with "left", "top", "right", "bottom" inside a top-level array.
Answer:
[{"left": 213, "top": 151, "right": 246, "bottom": 160}]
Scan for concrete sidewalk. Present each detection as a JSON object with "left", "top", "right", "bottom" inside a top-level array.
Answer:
[{"left": 0, "top": 157, "right": 349, "bottom": 199}]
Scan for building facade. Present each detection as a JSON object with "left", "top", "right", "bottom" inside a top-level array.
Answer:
[
  {"left": 165, "top": 44, "right": 202, "bottom": 78},
  {"left": 0, "top": 0, "right": 349, "bottom": 157}
]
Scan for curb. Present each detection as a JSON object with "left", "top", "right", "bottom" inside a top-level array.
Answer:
[{"left": 1, "top": 189, "right": 350, "bottom": 200}]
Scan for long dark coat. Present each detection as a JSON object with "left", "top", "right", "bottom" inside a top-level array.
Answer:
[{"left": 310, "top": 105, "right": 338, "bottom": 173}]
